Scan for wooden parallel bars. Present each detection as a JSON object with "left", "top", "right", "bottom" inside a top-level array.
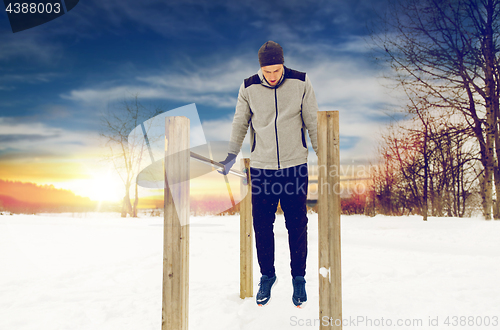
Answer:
[
  {"left": 162, "top": 116, "right": 190, "bottom": 330},
  {"left": 318, "top": 111, "right": 342, "bottom": 329}
]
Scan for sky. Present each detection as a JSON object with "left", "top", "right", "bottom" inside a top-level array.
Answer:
[{"left": 0, "top": 0, "right": 401, "bottom": 203}]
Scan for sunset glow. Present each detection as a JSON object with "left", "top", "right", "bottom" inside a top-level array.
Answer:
[{"left": 71, "top": 173, "right": 123, "bottom": 203}]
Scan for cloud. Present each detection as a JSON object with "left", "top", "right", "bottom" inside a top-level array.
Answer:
[
  {"left": 0, "top": 32, "right": 61, "bottom": 63},
  {"left": 136, "top": 57, "right": 253, "bottom": 94},
  {"left": 67, "top": 0, "right": 336, "bottom": 38},
  {"left": 0, "top": 118, "right": 59, "bottom": 135},
  {"left": 60, "top": 0, "right": 232, "bottom": 39},
  {"left": 0, "top": 72, "right": 62, "bottom": 91},
  {"left": 61, "top": 56, "right": 256, "bottom": 108},
  {"left": 290, "top": 36, "right": 374, "bottom": 54},
  {"left": 202, "top": 116, "right": 240, "bottom": 141},
  {"left": 307, "top": 60, "right": 399, "bottom": 118},
  {"left": 0, "top": 31, "right": 64, "bottom": 90},
  {"left": 0, "top": 72, "right": 61, "bottom": 84},
  {"left": 0, "top": 118, "right": 100, "bottom": 161},
  {"left": 0, "top": 147, "right": 57, "bottom": 161},
  {"left": 0, "top": 134, "right": 61, "bottom": 143},
  {"left": 61, "top": 85, "right": 239, "bottom": 108}
]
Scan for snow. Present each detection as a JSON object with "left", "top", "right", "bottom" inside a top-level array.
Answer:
[
  {"left": 319, "top": 267, "right": 330, "bottom": 283},
  {"left": 1, "top": 213, "right": 500, "bottom": 330}
]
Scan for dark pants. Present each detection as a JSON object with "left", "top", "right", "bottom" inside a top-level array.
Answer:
[{"left": 250, "top": 163, "right": 309, "bottom": 278}]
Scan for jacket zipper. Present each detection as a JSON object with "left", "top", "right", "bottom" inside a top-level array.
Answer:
[{"left": 274, "top": 88, "right": 280, "bottom": 169}]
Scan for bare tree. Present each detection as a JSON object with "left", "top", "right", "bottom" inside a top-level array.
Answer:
[
  {"left": 100, "top": 94, "right": 163, "bottom": 217},
  {"left": 371, "top": 0, "right": 500, "bottom": 219},
  {"left": 369, "top": 110, "right": 479, "bottom": 217}
]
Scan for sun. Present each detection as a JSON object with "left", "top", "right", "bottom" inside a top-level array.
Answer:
[
  {"left": 66, "top": 166, "right": 124, "bottom": 203},
  {"left": 87, "top": 172, "right": 123, "bottom": 202}
]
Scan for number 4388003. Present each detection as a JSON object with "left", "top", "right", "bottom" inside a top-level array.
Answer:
[{"left": 6, "top": 2, "right": 61, "bottom": 14}]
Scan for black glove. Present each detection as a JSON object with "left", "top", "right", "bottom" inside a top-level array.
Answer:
[{"left": 218, "top": 153, "right": 237, "bottom": 175}]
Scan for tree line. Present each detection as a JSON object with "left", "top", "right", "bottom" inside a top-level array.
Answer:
[{"left": 364, "top": 0, "right": 500, "bottom": 220}]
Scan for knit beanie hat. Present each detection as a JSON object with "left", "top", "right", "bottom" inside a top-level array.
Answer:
[{"left": 258, "top": 41, "right": 284, "bottom": 67}]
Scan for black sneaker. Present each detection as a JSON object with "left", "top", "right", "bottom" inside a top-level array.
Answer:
[
  {"left": 292, "top": 276, "right": 307, "bottom": 308},
  {"left": 256, "top": 275, "right": 277, "bottom": 306}
]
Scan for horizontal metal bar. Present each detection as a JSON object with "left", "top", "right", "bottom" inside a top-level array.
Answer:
[
  {"left": 190, "top": 151, "right": 247, "bottom": 179},
  {"left": 309, "top": 177, "right": 370, "bottom": 183}
]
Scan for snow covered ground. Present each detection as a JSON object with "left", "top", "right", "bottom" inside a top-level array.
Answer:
[{"left": 1, "top": 212, "right": 499, "bottom": 330}]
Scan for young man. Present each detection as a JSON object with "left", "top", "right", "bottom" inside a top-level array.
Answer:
[{"left": 219, "top": 40, "right": 319, "bottom": 308}]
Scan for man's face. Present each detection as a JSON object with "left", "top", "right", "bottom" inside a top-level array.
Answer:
[{"left": 261, "top": 64, "right": 284, "bottom": 86}]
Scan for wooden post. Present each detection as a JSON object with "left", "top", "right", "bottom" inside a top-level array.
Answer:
[
  {"left": 162, "top": 116, "right": 190, "bottom": 330},
  {"left": 318, "top": 111, "right": 342, "bottom": 329},
  {"left": 240, "top": 158, "right": 253, "bottom": 299}
]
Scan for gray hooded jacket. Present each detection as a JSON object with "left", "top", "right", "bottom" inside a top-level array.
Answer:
[{"left": 228, "top": 66, "right": 318, "bottom": 169}]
